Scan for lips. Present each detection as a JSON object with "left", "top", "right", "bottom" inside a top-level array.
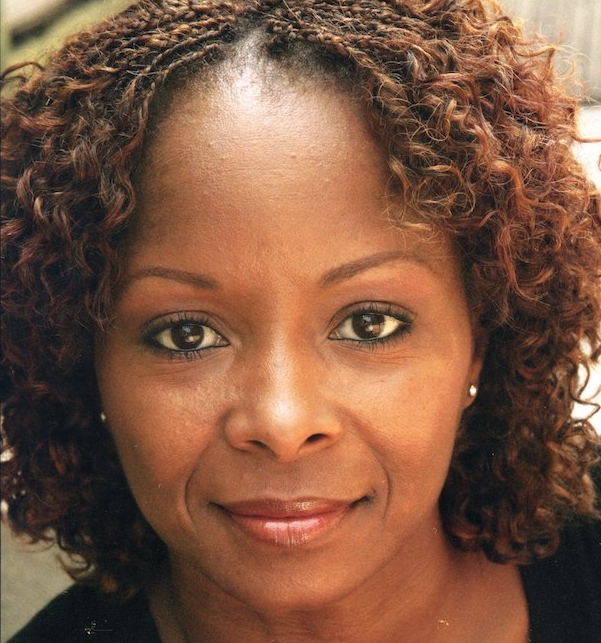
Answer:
[{"left": 217, "top": 498, "right": 357, "bottom": 547}]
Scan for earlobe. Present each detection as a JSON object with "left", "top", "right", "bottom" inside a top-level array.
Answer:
[{"left": 462, "top": 381, "right": 479, "bottom": 408}]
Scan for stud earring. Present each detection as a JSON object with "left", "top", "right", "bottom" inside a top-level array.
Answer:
[
  {"left": 100, "top": 411, "right": 107, "bottom": 423},
  {"left": 468, "top": 384, "right": 478, "bottom": 398}
]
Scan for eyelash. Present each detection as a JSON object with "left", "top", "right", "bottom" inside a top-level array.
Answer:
[
  {"left": 328, "top": 302, "right": 414, "bottom": 349},
  {"left": 142, "top": 312, "right": 227, "bottom": 360},
  {"left": 141, "top": 303, "right": 414, "bottom": 360}
]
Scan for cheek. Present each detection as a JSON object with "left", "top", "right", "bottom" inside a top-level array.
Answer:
[
  {"left": 349, "top": 357, "right": 469, "bottom": 484},
  {"left": 96, "top": 362, "right": 224, "bottom": 504}
]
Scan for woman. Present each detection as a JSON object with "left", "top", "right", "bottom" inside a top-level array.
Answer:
[{"left": 2, "top": 0, "right": 600, "bottom": 641}]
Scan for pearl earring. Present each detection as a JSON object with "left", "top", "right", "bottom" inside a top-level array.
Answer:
[
  {"left": 468, "top": 384, "right": 478, "bottom": 398},
  {"left": 100, "top": 412, "right": 107, "bottom": 423}
]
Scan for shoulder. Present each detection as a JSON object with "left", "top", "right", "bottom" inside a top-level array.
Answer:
[
  {"left": 6, "top": 585, "right": 161, "bottom": 643},
  {"left": 520, "top": 466, "right": 601, "bottom": 643}
]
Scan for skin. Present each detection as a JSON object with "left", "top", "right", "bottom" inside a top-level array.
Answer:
[{"left": 95, "top": 60, "right": 528, "bottom": 642}]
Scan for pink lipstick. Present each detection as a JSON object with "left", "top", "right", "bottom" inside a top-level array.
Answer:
[{"left": 219, "top": 498, "right": 353, "bottom": 547}]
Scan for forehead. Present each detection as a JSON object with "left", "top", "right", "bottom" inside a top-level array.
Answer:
[
  {"left": 133, "top": 60, "right": 396, "bottom": 235},
  {"left": 142, "top": 61, "right": 380, "bottom": 174}
]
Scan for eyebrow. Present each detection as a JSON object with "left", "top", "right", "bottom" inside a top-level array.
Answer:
[
  {"left": 123, "top": 250, "right": 433, "bottom": 292},
  {"left": 319, "top": 250, "right": 433, "bottom": 287},
  {"left": 124, "top": 266, "right": 219, "bottom": 290}
]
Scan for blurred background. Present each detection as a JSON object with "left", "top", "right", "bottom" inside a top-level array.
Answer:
[{"left": 1, "top": 0, "right": 600, "bottom": 640}]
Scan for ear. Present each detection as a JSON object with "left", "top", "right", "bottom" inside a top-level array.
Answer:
[{"left": 464, "top": 326, "right": 488, "bottom": 408}]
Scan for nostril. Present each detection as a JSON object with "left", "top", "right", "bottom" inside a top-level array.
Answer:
[
  {"left": 305, "top": 433, "right": 327, "bottom": 444},
  {"left": 249, "top": 439, "right": 268, "bottom": 450}
]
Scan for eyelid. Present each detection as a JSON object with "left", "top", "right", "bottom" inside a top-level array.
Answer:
[{"left": 329, "top": 302, "right": 414, "bottom": 329}]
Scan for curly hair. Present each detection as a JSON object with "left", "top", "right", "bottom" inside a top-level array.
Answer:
[{"left": 2, "top": 0, "right": 600, "bottom": 598}]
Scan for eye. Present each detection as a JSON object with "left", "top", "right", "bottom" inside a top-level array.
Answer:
[
  {"left": 330, "top": 307, "right": 412, "bottom": 343},
  {"left": 148, "top": 319, "right": 227, "bottom": 353}
]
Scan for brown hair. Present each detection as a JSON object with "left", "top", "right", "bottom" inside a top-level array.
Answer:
[{"left": 2, "top": 0, "right": 600, "bottom": 598}]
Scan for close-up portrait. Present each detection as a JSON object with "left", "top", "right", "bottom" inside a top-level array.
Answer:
[{"left": 1, "top": 0, "right": 600, "bottom": 642}]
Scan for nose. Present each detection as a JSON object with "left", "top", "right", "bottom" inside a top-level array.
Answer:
[{"left": 223, "top": 346, "right": 343, "bottom": 462}]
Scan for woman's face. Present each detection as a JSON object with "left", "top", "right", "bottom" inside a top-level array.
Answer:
[{"left": 95, "top": 65, "right": 483, "bottom": 611}]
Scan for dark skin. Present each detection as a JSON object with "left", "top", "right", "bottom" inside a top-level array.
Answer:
[{"left": 95, "top": 61, "right": 529, "bottom": 642}]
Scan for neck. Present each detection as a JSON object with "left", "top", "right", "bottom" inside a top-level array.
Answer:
[{"left": 148, "top": 529, "right": 527, "bottom": 643}]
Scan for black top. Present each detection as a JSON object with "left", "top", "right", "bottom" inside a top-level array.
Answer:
[
  {"left": 7, "top": 515, "right": 601, "bottom": 643},
  {"left": 520, "top": 516, "right": 601, "bottom": 643},
  {"left": 5, "top": 584, "right": 161, "bottom": 643}
]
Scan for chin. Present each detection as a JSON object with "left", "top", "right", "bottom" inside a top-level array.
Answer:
[
  {"left": 236, "top": 583, "right": 348, "bottom": 615},
  {"left": 208, "top": 565, "right": 365, "bottom": 615}
]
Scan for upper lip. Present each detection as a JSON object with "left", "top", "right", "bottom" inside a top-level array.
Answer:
[{"left": 216, "top": 498, "right": 359, "bottom": 519}]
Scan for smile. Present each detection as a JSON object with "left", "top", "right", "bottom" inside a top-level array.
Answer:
[{"left": 216, "top": 498, "right": 361, "bottom": 547}]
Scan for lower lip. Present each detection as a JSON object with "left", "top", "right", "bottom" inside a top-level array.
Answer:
[{"left": 223, "top": 507, "right": 351, "bottom": 547}]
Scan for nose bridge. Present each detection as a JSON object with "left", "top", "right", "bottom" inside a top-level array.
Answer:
[
  {"left": 224, "top": 332, "right": 343, "bottom": 461},
  {"left": 262, "top": 338, "right": 313, "bottom": 427}
]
